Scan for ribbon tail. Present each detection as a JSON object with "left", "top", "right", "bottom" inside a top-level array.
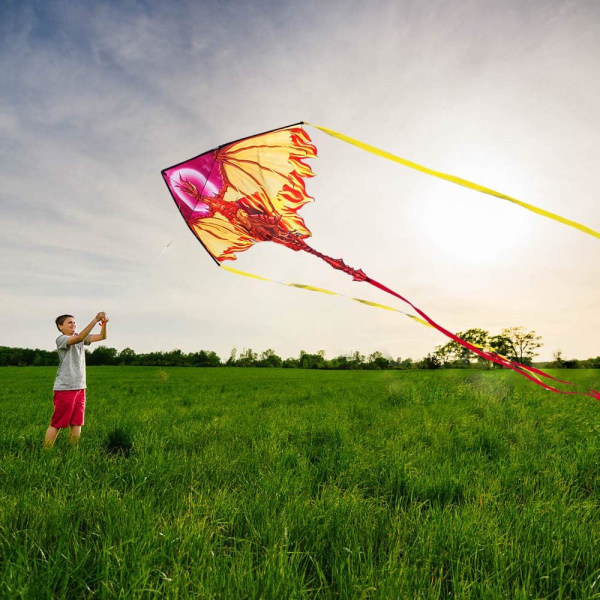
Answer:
[{"left": 364, "top": 275, "right": 600, "bottom": 399}]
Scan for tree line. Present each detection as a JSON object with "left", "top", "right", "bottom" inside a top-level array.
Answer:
[
  {"left": 0, "top": 345, "right": 413, "bottom": 369},
  {"left": 1, "top": 327, "right": 599, "bottom": 370}
]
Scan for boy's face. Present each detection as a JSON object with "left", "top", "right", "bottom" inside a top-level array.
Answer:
[{"left": 59, "top": 317, "right": 77, "bottom": 336}]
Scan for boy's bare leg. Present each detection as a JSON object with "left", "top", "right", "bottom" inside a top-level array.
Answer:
[
  {"left": 44, "top": 426, "right": 60, "bottom": 449},
  {"left": 69, "top": 426, "right": 82, "bottom": 445}
]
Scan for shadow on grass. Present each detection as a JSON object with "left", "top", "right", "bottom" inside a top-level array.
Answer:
[{"left": 102, "top": 427, "right": 134, "bottom": 457}]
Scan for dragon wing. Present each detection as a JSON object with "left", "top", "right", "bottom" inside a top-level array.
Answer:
[
  {"left": 163, "top": 125, "right": 317, "bottom": 262},
  {"left": 217, "top": 126, "right": 317, "bottom": 238}
]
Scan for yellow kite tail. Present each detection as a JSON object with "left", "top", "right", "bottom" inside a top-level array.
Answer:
[
  {"left": 219, "top": 264, "right": 433, "bottom": 329},
  {"left": 307, "top": 122, "right": 600, "bottom": 241}
]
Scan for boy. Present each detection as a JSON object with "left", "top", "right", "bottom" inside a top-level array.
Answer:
[{"left": 43, "top": 312, "right": 109, "bottom": 448}]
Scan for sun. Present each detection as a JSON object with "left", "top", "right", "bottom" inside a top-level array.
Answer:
[{"left": 415, "top": 178, "right": 535, "bottom": 268}]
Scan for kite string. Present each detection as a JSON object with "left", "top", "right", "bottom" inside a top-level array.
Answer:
[
  {"left": 108, "top": 239, "right": 175, "bottom": 313},
  {"left": 307, "top": 122, "right": 600, "bottom": 241}
]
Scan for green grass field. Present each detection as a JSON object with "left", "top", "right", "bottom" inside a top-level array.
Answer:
[{"left": 1, "top": 367, "right": 600, "bottom": 599}]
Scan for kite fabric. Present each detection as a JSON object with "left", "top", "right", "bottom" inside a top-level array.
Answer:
[{"left": 161, "top": 123, "right": 599, "bottom": 400}]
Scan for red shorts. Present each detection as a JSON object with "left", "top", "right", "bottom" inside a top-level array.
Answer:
[{"left": 51, "top": 389, "right": 86, "bottom": 428}]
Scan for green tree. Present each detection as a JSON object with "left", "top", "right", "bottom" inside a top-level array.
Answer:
[
  {"left": 552, "top": 350, "right": 565, "bottom": 368},
  {"left": 87, "top": 346, "right": 118, "bottom": 365},
  {"left": 489, "top": 335, "right": 512, "bottom": 356},
  {"left": 118, "top": 347, "right": 137, "bottom": 365},
  {"left": 366, "top": 351, "right": 390, "bottom": 370},
  {"left": 434, "top": 328, "right": 489, "bottom": 367},
  {"left": 583, "top": 356, "right": 600, "bottom": 368},
  {"left": 257, "top": 349, "right": 282, "bottom": 368},
  {"left": 486, "top": 335, "right": 514, "bottom": 368},
  {"left": 226, "top": 348, "right": 237, "bottom": 366},
  {"left": 458, "top": 328, "right": 490, "bottom": 366},
  {"left": 330, "top": 355, "right": 350, "bottom": 370},
  {"left": 417, "top": 353, "right": 441, "bottom": 369},
  {"left": 348, "top": 351, "right": 364, "bottom": 369},
  {"left": 433, "top": 344, "right": 454, "bottom": 367},
  {"left": 282, "top": 357, "right": 300, "bottom": 368},
  {"left": 164, "top": 349, "right": 185, "bottom": 366},
  {"left": 299, "top": 350, "right": 326, "bottom": 369},
  {"left": 395, "top": 357, "right": 414, "bottom": 370},
  {"left": 237, "top": 348, "right": 257, "bottom": 367},
  {"left": 499, "top": 326, "right": 543, "bottom": 364},
  {"left": 189, "top": 350, "right": 221, "bottom": 367}
]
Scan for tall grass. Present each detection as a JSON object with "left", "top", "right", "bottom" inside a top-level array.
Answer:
[{"left": 1, "top": 367, "right": 599, "bottom": 598}]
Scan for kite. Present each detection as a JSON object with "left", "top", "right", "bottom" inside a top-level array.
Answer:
[{"left": 162, "top": 122, "right": 599, "bottom": 400}]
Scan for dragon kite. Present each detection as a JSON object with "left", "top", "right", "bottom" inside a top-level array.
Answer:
[{"left": 162, "top": 122, "right": 599, "bottom": 400}]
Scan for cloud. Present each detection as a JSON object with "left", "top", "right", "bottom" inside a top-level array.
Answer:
[{"left": 1, "top": 0, "right": 598, "bottom": 360}]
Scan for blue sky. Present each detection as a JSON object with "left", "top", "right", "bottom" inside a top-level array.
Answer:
[{"left": 1, "top": 0, "right": 599, "bottom": 361}]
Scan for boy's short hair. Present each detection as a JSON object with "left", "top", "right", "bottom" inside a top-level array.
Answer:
[{"left": 55, "top": 314, "right": 74, "bottom": 330}]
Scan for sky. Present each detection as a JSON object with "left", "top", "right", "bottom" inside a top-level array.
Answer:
[{"left": 1, "top": 0, "right": 599, "bottom": 362}]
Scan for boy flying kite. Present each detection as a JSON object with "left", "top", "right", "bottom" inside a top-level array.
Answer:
[{"left": 43, "top": 312, "right": 109, "bottom": 448}]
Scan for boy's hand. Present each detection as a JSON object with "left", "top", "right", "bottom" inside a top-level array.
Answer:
[{"left": 95, "top": 312, "right": 106, "bottom": 323}]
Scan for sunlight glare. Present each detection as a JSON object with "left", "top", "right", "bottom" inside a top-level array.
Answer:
[{"left": 414, "top": 176, "right": 534, "bottom": 267}]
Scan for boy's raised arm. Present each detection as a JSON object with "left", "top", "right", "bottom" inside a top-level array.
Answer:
[
  {"left": 88, "top": 315, "right": 109, "bottom": 344},
  {"left": 67, "top": 312, "right": 106, "bottom": 346}
]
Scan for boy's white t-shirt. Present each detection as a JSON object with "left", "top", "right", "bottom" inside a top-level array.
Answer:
[{"left": 53, "top": 335, "right": 91, "bottom": 390}]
